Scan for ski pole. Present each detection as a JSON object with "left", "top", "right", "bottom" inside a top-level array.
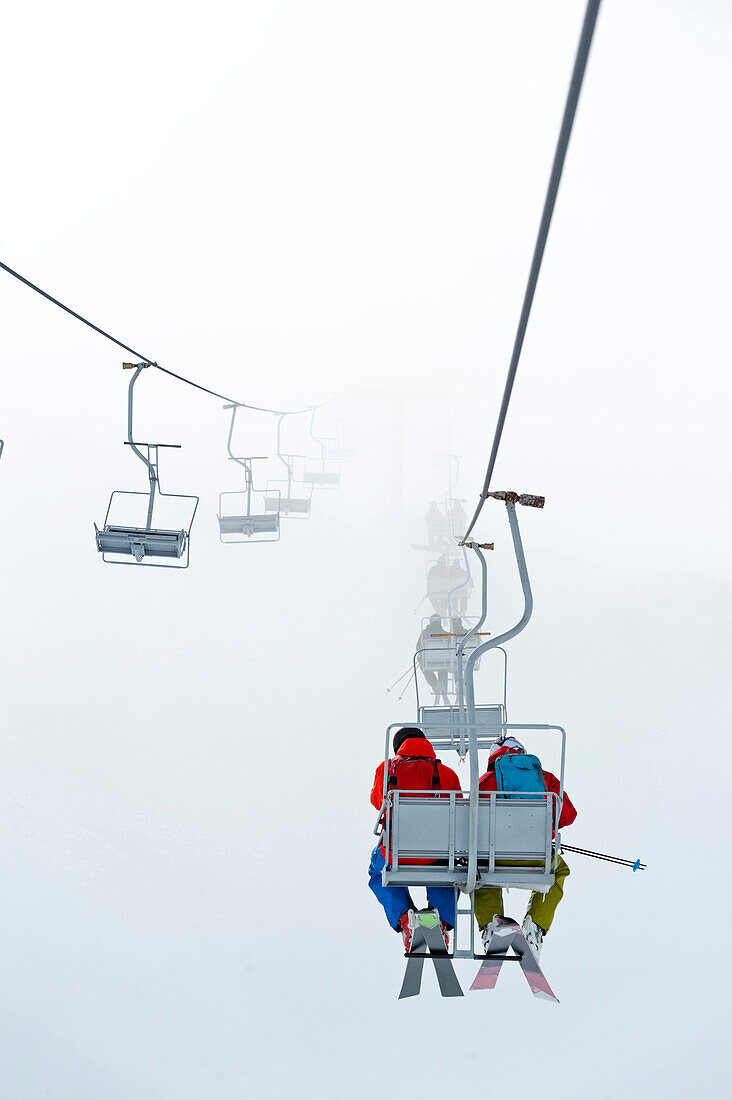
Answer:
[
  {"left": 396, "top": 669, "right": 417, "bottom": 703},
  {"left": 560, "top": 842, "right": 646, "bottom": 871},
  {"left": 386, "top": 665, "right": 415, "bottom": 693}
]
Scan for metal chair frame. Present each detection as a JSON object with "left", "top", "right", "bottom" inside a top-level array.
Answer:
[
  {"left": 376, "top": 491, "right": 565, "bottom": 934},
  {"left": 217, "top": 404, "right": 280, "bottom": 543},
  {"left": 94, "top": 363, "right": 199, "bottom": 568},
  {"left": 265, "top": 413, "right": 313, "bottom": 518},
  {"left": 300, "top": 408, "right": 342, "bottom": 488}
]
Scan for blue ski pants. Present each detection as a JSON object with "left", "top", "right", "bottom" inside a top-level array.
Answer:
[{"left": 368, "top": 844, "right": 456, "bottom": 930}]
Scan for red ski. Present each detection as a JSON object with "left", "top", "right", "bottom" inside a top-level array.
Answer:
[
  {"left": 511, "top": 927, "right": 559, "bottom": 1003},
  {"left": 470, "top": 916, "right": 559, "bottom": 1002},
  {"left": 469, "top": 916, "right": 517, "bottom": 991}
]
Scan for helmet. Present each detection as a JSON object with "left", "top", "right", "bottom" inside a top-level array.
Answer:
[{"left": 487, "top": 736, "right": 526, "bottom": 768}]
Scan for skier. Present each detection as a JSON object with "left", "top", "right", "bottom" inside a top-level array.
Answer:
[
  {"left": 416, "top": 613, "right": 449, "bottom": 704},
  {"left": 474, "top": 736, "right": 577, "bottom": 958},
  {"left": 369, "top": 727, "right": 462, "bottom": 950},
  {"left": 427, "top": 555, "right": 449, "bottom": 615},
  {"left": 450, "top": 498, "right": 467, "bottom": 534},
  {"left": 449, "top": 558, "right": 472, "bottom": 616},
  {"left": 449, "top": 614, "right": 468, "bottom": 636},
  {"left": 425, "top": 502, "right": 447, "bottom": 548}
]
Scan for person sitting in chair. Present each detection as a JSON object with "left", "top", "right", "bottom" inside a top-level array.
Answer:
[
  {"left": 416, "top": 614, "right": 450, "bottom": 704},
  {"left": 474, "top": 736, "right": 577, "bottom": 958},
  {"left": 368, "top": 728, "right": 462, "bottom": 951}
]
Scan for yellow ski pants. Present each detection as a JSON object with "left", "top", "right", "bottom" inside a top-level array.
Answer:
[{"left": 473, "top": 854, "right": 570, "bottom": 934}]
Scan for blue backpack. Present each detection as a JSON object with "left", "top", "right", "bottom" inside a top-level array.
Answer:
[{"left": 494, "top": 752, "right": 546, "bottom": 800}]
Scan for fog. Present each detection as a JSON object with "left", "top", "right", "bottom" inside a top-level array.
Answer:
[{"left": 0, "top": 1, "right": 730, "bottom": 1097}]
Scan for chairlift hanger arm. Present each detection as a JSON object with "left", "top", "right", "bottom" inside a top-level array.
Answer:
[
  {"left": 126, "top": 364, "right": 155, "bottom": 478},
  {"left": 223, "top": 402, "right": 252, "bottom": 476},
  {"left": 461, "top": 497, "right": 537, "bottom": 894}
]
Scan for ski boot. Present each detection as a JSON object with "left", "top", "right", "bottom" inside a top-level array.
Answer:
[
  {"left": 481, "top": 915, "right": 515, "bottom": 954},
  {"left": 398, "top": 909, "right": 415, "bottom": 952},
  {"left": 522, "top": 915, "right": 544, "bottom": 959},
  {"left": 405, "top": 908, "right": 449, "bottom": 951}
]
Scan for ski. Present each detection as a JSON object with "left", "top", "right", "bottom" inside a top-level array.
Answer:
[
  {"left": 469, "top": 916, "right": 519, "bottom": 991},
  {"left": 398, "top": 911, "right": 464, "bottom": 999},
  {"left": 419, "top": 915, "right": 464, "bottom": 998},
  {"left": 398, "top": 924, "right": 426, "bottom": 1000},
  {"left": 510, "top": 930, "right": 560, "bottom": 1003}
]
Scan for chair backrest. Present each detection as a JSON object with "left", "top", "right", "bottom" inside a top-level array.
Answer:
[
  {"left": 383, "top": 790, "right": 557, "bottom": 890},
  {"left": 419, "top": 704, "right": 504, "bottom": 733}
]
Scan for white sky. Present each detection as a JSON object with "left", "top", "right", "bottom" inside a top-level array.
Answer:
[{"left": 1, "top": 1, "right": 730, "bottom": 1097}]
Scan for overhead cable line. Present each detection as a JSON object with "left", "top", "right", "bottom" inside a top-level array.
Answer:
[
  {"left": 462, "top": 0, "right": 601, "bottom": 541},
  {"left": 0, "top": 258, "right": 325, "bottom": 418},
  {"left": 0, "top": 258, "right": 153, "bottom": 363}
]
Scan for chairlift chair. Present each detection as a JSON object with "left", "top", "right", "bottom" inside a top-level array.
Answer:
[
  {"left": 323, "top": 418, "right": 356, "bottom": 461},
  {"left": 415, "top": 619, "right": 486, "bottom": 675},
  {"left": 426, "top": 552, "right": 474, "bottom": 617},
  {"left": 94, "top": 363, "right": 199, "bottom": 568},
  {"left": 300, "top": 408, "right": 342, "bottom": 488},
  {"left": 265, "top": 412, "right": 313, "bottom": 518},
  {"left": 414, "top": 618, "right": 487, "bottom": 707},
  {"left": 377, "top": 492, "right": 564, "bottom": 959},
  {"left": 217, "top": 404, "right": 280, "bottom": 543}
]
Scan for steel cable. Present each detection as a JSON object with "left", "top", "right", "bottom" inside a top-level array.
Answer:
[
  {"left": 462, "top": 0, "right": 602, "bottom": 540},
  {"left": 0, "top": 259, "right": 327, "bottom": 417}
]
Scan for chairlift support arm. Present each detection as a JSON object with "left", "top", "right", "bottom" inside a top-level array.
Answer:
[
  {"left": 124, "top": 363, "right": 159, "bottom": 528},
  {"left": 462, "top": 495, "right": 542, "bottom": 894}
]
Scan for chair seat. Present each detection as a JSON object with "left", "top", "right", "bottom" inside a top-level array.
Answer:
[
  {"left": 96, "top": 525, "right": 186, "bottom": 561},
  {"left": 218, "top": 513, "right": 278, "bottom": 536}
]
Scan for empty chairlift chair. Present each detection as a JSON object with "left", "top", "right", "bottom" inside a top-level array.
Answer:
[
  {"left": 265, "top": 412, "right": 313, "bottom": 518},
  {"left": 323, "top": 418, "right": 356, "bottom": 461},
  {"left": 300, "top": 408, "right": 342, "bottom": 489},
  {"left": 94, "top": 363, "right": 199, "bottom": 568},
  {"left": 217, "top": 404, "right": 280, "bottom": 543}
]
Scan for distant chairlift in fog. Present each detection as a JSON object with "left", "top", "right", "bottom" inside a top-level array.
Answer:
[
  {"left": 300, "top": 409, "right": 342, "bottom": 489},
  {"left": 426, "top": 552, "right": 474, "bottom": 618},
  {"left": 324, "top": 418, "right": 356, "bottom": 461},
  {"left": 217, "top": 404, "right": 280, "bottom": 543},
  {"left": 94, "top": 363, "right": 199, "bottom": 568},
  {"left": 414, "top": 614, "right": 489, "bottom": 708},
  {"left": 265, "top": 413, "right": 313, "bottom": 518}
]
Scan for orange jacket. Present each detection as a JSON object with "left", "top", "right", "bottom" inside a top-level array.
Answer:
[{"left": 370, "top": 736, "right": 462, "bottom": 811}]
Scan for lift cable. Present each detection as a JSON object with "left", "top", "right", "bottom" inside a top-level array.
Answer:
[
  {"left": 462, "top": 0, "right": 602, "bottom": 542},
  {"left": 0, "top": 258, "right": 326, "bottom": 418}
]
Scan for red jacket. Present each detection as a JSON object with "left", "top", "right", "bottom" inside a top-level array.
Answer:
[
  {"left": 372, "top": 736, "right": 462, "bottom": 863},
  {"left": 478, "top": 747, "right": 577, "bottom": 830},
  {"left": 370, "top": 736, "right": 462, "bottom": 811}
]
